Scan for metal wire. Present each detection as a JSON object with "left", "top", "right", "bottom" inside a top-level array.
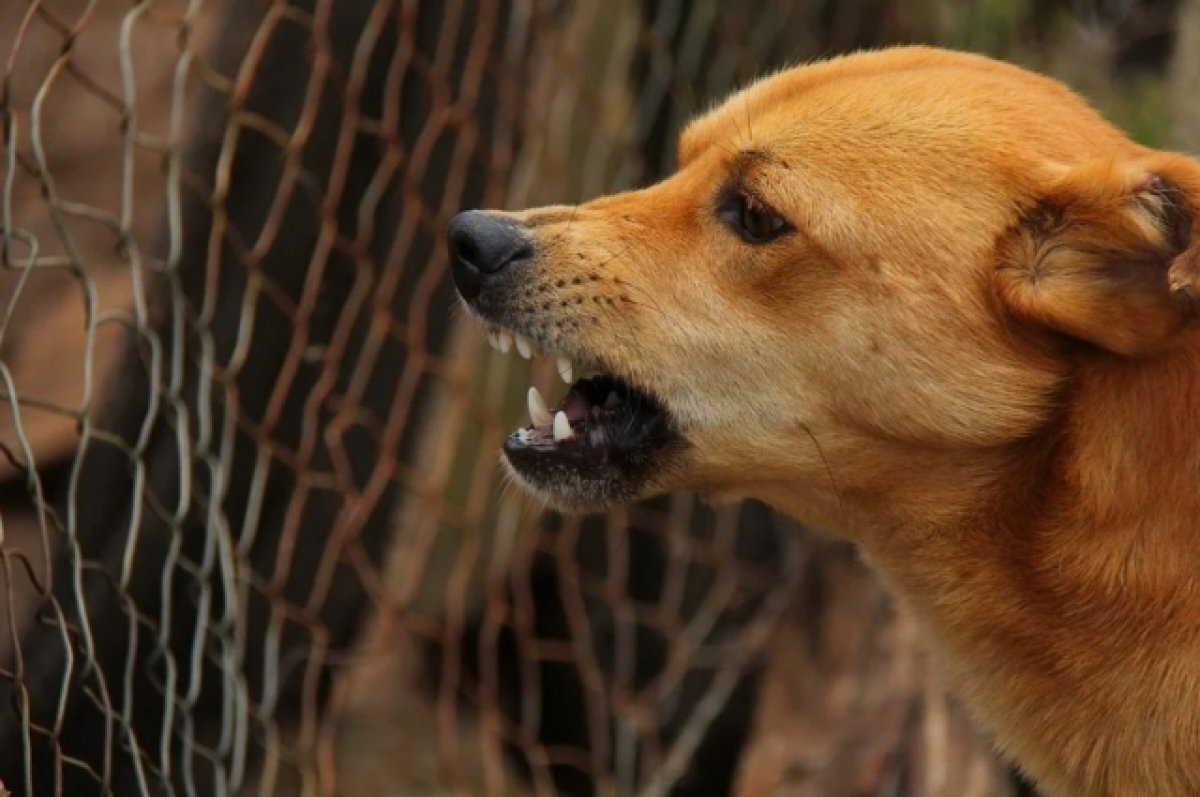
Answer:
[{"left": 0, "top": 1, "right": 1023, "bottom": 795}]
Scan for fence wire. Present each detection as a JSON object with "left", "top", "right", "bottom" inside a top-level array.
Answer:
[{"left": 3, "top": 0, "right": 1134, "bottom": 795}]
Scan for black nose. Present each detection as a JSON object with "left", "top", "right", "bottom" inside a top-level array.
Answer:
[{"left": 447, "top": 211, "right": 534, "bottom": 301}]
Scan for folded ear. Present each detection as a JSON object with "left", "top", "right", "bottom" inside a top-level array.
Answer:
[{"left": 995, "top": 155, "right": 1200, "bottom": 356}]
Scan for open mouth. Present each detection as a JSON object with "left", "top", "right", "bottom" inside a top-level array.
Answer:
[{"left": 484, "top": 326, "right": 681, "bottom": 507}]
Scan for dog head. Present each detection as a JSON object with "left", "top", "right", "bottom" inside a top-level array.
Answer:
[{"left": 448, "top": 47, "right": 1200, "bottom": 527}]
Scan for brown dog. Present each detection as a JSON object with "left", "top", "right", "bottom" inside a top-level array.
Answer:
[{"left": 447, "top": 47, "right": 1200, "bottom": 796}]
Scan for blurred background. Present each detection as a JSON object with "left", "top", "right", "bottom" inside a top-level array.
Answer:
[{"left": 0, "top": 1, "right": 1196, "bottom": 795}]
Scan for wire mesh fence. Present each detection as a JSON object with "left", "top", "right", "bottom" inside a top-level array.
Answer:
[{"left": 1, "top": 1, "right": 1192, "bottom": 795}]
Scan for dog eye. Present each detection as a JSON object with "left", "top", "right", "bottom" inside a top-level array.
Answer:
[{"left": 721, "top": 191, "right": 791, "bottom": 244}]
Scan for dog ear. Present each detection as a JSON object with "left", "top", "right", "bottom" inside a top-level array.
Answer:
[{"left": 995, "top": 156, "right": 1200, "bottom": 356}]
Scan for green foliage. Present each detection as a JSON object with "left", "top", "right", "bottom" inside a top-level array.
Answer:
[
  {"left": 1104, "top": 76, "right": 1171, "bottom": 148},
  {"left": 917, "top": 0, "right": 1032, "bottom": 54}
]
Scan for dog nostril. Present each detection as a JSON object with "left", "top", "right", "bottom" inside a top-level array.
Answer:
[
  {"left": 446, "top": 210, "right": 534, "bottom": 302},
  {"left": 453, "top": 234, "right": 481, "bottom": 272}
]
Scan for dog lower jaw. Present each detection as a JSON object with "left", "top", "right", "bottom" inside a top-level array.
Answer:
[
  {"left": 500, "top": 370, "right": 685, "bottom": 510},
  {"left": 498, "top": 454, "right": 641, "bottom": 512}
]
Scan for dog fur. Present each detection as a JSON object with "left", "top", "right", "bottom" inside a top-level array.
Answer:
[{"left": 464, "top": 47, "right": 1200, "bottom": 795}]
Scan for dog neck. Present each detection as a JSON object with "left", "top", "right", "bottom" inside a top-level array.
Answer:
[{"left": 772, "top": 339, "right": 1200, "bottom": 795}]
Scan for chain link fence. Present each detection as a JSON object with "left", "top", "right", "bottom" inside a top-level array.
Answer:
[{"left": 1, "top": 1, "right": 1191, "bottom": 795}]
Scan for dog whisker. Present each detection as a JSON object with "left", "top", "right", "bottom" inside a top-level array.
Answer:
[{"left": 798, "top": 423, "right": 848, "bottom": 535}]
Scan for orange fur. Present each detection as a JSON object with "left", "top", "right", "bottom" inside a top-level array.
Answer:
[{"left": 482, "top": 47, "right": 1200, "bottom": 795}]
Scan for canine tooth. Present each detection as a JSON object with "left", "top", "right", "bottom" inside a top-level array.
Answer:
[
  {"left": 556, "top": 356, "right": 573, "bottom": 384},
  {"left": 553, "top": 410, "right": 572, "bottom": 441},
  {"left": 515, "top": 335, "right": 533, "bottom": 359},
  {"left": 527, "top": 386, "right": 552, "bottom": 426},
  {"left": 497, "top": 329, "right": 513, "bottom": 354},
  {"left": 604, "top": 391, "right": 621, "bottom": 409},
  {"left": 487, "top": 327, "right": 503, "bottom": 352}
]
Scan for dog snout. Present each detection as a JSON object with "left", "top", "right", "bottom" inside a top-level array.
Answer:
[{"left": 447, "top": 210, "right": 534, "bottom": 301}]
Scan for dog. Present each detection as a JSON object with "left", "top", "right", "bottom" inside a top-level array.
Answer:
[{"left": 447, "top": 46, "right": 1200, "bottom": 797}]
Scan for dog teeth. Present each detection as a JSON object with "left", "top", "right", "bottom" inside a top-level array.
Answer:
[
  {"left": 553, "top": 410, "right": 572, "bottom": 441},
  {"left": 485, "top": 328, "right": 578, "bottom": 379},
  {"left": 604, "top": 391, "right": 621, "bottom": 409},
  {"left": 527, "top": 386, "right": 552, "bottom": 427},
  {"left": 487, "top": 327, "right": 513, "bottom": 354},
  {"left": 556, "top": 356, "right": 573, "bottom": 384},
  {"left": 515, "top": 334, "right": 534, "bottom": 359}
]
